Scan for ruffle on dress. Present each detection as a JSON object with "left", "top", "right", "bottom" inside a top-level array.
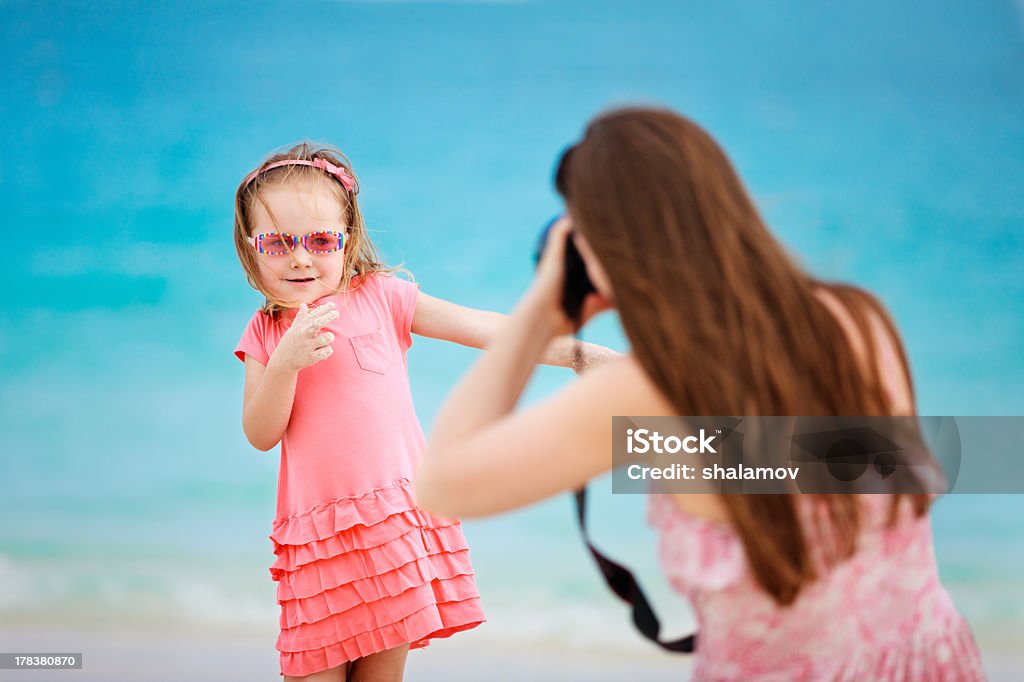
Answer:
[{"left": 270, "top": 478, "right": 485, "bottom": 677}]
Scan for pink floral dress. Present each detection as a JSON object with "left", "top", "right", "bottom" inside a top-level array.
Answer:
[{"left": 648, "top": 493, "right": 986, "bottom": 681}]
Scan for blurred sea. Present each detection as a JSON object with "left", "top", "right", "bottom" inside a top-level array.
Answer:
[{"left": 1, "top": 0, "right": 1022, "bottom": 673}]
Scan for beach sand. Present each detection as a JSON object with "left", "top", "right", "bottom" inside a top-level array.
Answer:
[
  {"left": 0, "top": 626, "right": 690, "bottom": 681},
  {"left": 2, "top": 625, "right": 1022, "bottom": 681}
]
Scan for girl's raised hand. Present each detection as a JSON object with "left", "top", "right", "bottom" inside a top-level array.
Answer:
[{"left": 270, "top": 302, "right": 340, "bottom": 373}]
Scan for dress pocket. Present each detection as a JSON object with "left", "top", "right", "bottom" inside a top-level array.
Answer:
[{"left": 349, "top": 328, "right": 394, "bottom": 375}]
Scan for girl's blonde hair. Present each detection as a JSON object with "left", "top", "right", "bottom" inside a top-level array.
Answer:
[{"left": 233, "top": 142, "right": 400, "bottom": 316}]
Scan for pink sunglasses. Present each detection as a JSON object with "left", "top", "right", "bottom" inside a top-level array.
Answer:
[{"left": 250, "top": 230, "right": 346, "bottom": 256}]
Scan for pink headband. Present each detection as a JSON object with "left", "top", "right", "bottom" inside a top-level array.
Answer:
[{"left": 242, "top": 158, "right": 357, "bottom": 193}]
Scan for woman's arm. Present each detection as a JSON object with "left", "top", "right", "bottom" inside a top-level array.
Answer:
[
  {"left": 416, "top": 283, "right": 667, "bottom": 517},
  {"left": 411, "top": 290, "right": 619, "bottom": 370},
  {"left": 416, "top": 220, "right": 650, "bottom": 517},
  {"left": 417, "top": 352, "right": 652, "bottom": 518}
]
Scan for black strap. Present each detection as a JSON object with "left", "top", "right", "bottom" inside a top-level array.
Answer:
[{"left": 574, "top": 487, "right": 697, "bottom": 653}]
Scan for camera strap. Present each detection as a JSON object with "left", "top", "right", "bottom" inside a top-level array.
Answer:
[{"left": 573, "top": 487, "right": 697, "bottom": 653}]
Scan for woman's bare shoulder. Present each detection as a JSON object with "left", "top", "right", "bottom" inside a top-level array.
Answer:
[
  {"left": 586, "top": 353, "right": 678, "bottom": 416},
  {"left": 596, "top": 357, "right": 734, "bottom": 523},
  {"left": 811, "top": 285, "right": 913, "bottom": 414}
]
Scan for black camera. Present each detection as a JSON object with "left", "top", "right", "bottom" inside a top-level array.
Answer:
[{"left": 534, "top": 215, "right": 596, "bottom": 324}]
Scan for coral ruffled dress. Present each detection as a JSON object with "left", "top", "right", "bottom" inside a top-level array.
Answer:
[{"left": 235, "top": 273, "right": 485, "bottom": 677}]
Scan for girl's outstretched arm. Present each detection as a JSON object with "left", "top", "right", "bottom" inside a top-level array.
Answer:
[{"left": 411, "top": 291, "right": 619, "bottom": 371}]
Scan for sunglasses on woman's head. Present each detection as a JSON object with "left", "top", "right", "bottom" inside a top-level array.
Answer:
[{"left": 250, "top": 230, "right": 346, "bottom": 255}]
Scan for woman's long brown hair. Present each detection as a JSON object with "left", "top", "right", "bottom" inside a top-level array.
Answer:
[{"left": 557, "top": 108, "right": 930, "bottom": 606}]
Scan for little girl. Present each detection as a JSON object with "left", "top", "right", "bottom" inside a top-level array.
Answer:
[{"left": 232, "top": 143, "right": 613, "bottom": 681}]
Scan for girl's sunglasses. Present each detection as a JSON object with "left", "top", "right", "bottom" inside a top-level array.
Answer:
[{"left": 250, "top": 230, "right": 346, "bottom": 256}]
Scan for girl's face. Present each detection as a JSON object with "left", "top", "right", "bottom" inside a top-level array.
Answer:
[{"left": 249, "top": 179, "right": 349, "bottom": 307}]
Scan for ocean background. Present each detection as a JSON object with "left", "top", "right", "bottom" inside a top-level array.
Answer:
[{"left": 2, "top": 0, "right": 1022, "bottom": 678}]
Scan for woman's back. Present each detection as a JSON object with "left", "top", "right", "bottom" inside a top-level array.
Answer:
[{"left": 640, "top": 292, "right": 985, "bottom": 680}]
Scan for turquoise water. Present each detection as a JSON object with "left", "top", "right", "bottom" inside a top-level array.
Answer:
[{"left": 1, "top": 0, "right": 1022, "bottom": 660}]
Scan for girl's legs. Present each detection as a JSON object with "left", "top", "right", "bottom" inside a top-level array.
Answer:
[
  {"left": 348, "top": 644, "right": 410, "bottom": 682},
  {"left": 284, "top": 662, "right": 349, "bottom": 682}
]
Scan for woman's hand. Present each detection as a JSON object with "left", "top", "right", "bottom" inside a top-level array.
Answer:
[
  {"left": 269, "top": 302, "right": 340, "bottom": 373},
  {"left": 529, "top": 217, "right": 614, "bottom": 335},
  {"left": 530, "top": 216, "right": 574, "bottom": 322}
]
